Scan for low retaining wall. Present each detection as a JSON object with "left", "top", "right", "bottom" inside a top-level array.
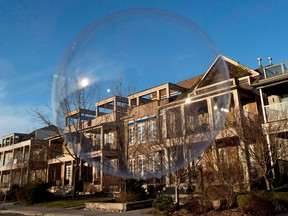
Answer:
[{"left": 85, "top": 199, "right": 153, "bottom": 212}]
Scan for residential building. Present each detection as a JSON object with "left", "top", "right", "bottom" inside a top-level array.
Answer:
[
  {"left": 0, "top": 127, "right": 57, "bottom": 188},
  {"left": 46, "top": 55, "right": 288, "bottom": 194},
  {"left": 253, "top": 58, "right": 288, "bottom": 179}
]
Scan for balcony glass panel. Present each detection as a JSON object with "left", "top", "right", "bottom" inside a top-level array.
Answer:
[
  {"left": 265, "top": 102, "right": 288, "bottom": 122},
  {"left": 264, "top": 62, "right": 288, "bottom": 78}
]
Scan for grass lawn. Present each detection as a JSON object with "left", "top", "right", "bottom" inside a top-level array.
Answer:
[{"left": 34, "top": 195, "right": 114, "bottom": 208}]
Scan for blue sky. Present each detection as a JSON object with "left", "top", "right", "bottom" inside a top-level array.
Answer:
[{"left": 0, "top": 0, "right": 287, "bottom": 138}]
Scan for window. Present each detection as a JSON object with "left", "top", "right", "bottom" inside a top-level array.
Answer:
[
  {"left": 24, "top": 147, "right": 29, "bottom": 161},
  {"left": 128, "top": 126, "right": 135, "bottom": 145},
  {"left": 148, "top": 151, "right": 162, "bottom": 173},
  {"left": 104, "top": 158, "right": 114, "bottom": 173},
  {"left": 169, "top": 146, "right": 184, "bottom": 167},
  {"left": 129, "top": 157, "right": 135, "bottom": 174},
  {"left": 4, "top": 152, "right": 12, "bottom": 166},
  {"left": 137, "top": 124, "right": 146, "bottom": 144},
  {"left": 52, "top": 168, "right": 57, "bottom": 181},
  {"left": 65, "top": 164, "right": 72, "bottom": 180},
  {"left": 0, "top": 153, "right": 3, "bottom": 166},
  {"left": 218, "top": 148, "right": 228, "bottom": 165},
  {"left": 104, "top": 131, "right": 114, "bottom": 149},
  {"left": 148, "top": 121, "right": 157, "bottom": 142},
  {"left": 167, "top": 107, "right": 183, "bottom": 138},
  {"left": 243, "top": 104, "right": 249, "bottom": 117},
  {"left": 138, "top": 155, "right": 146, "bottom": 178},
  {"left": 184, "top": 104, "right": 198, "bottom": 134},
  {"left": 93, "top": 158, "right": 101, "bottom": 184},
  {"left": 93, "top": 131, "right": 101, "bottom": 150},
  {"left": 96, "top": 133, "right": 101, "bottom": 146}
]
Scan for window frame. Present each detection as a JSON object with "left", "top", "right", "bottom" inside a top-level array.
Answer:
[
  {"left": 128, "top": 126, "right": 135, "bottom": 145},
  {"left": 148, "top": 121, "right": 157, "bottom": 142},
  {"left": 137, "top": 123, "right": 146, "bottom": 144}
]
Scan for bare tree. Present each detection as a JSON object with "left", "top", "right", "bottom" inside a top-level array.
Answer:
[
  {"left": 27, "top": 144, "right": 48, "bottom": 181},
  {"left": 32, "top": 73, "right": 100, "bottom": 198},
  {"left": 147, "top": 100, "right": 213, "bottom": 207},
  {"left": 225, "top": 110, "right": 288, "bottom": 190},
  {"left": 202, "top": 144, "right": 244, "bottom": 207}
]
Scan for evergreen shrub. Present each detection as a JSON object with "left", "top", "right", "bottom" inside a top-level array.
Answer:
[
  {"left": 24, "top": 180, "right": 53, "bottom": 204},
  {"left": 152, "top": 195, "right": 174, "bottom": 211}
]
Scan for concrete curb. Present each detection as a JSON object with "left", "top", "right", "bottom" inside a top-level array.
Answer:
[
  {"left": 0, "top": 209, "right": 82, "bottom": 216},
  {"left": 0, "top": 204, "right": 154, "bottom": 216}
]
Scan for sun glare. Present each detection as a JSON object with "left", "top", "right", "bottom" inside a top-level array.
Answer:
[{"left": 80, "top": 78, "right": 89, "bottom": 88}]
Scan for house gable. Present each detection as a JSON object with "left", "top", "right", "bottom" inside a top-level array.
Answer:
[{"left": 196, "top": 55, "right": 259, "bottom": 90}]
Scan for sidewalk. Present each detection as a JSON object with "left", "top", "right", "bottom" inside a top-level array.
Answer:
[{"left": 0, "top": 203, "right": 153, "bottom": 216}]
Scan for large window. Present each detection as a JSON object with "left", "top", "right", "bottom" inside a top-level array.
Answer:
[
  {"left": 128, "top": 126, "right": 135, "bottom": 145},
  {"left": 129, "top": 156, "right": 135, "bottom": 175},
  {"left": 167, "top": 107, "right": 183, "bottom": 138},
  {"left": 4, "top": 152, "right": 13, "bottom": 166},
  {"left": 184, "top": 100, "right": 210, "bottom": 133},
  {"left": 148, "top": 121, "right": 157, "bottom": 142},
  {"left": 94, "top": 133, "right": 101, "bottom": 150},
  {"left": 104, "top": 131, "right": 114, "bottom": 149},
  {"left": 138, "top": 155, "right": 146, "bottom": 178},
  {"left": 91, "top": 129, "right": 101, "bottom": 151},
  {"left": 148, "top": 151, "right": 162, "bottom": 173},
  {"left": 137, "top": 124, "right": 146, "bottom": 144},
  {"left": 184, "top": 104, "right": 198, "bottom": 134}
]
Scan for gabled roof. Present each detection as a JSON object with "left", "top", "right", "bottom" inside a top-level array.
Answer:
[
  {"left": 195, "top": 55, "right": 259, "bottom": 90},
  {"left": 174, "top": 75, "right": 202, "bottom": 101},
  {"left": 176, "top": 75, "right": 202, "bottom": 89}
]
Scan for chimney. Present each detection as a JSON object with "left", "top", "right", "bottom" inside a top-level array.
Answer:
[
  {"left": 268, "top": 57, "right": 273, "bottom": 65},
  {"left": 257, "top": 58, "right": 262, "bottom": 68}
]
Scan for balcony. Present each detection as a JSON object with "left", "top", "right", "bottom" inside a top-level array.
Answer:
[
  {"left": 91, "top": 112, "right": 116, "bottom": 126},
  {"left": 264, "top": 61, "right": 288, "bottom": 79},
  {"left": 265, "top": 102, "right": 288, "bottom": 122}
]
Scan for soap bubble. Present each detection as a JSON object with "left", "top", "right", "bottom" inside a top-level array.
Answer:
[{"left": 52, "top": 8, "right": 230, "bottom": 180}]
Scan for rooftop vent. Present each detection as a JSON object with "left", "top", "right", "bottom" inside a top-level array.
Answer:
[
  {"left": 257, "top": 57, "right": 262, "bottom": 68},
  {"left": 268, "top": 57, "right": 273, "bottom": 65}
]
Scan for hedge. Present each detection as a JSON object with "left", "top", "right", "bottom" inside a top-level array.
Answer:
[{"left": 237, "top": 191, "right": 288, "bottom": 215}]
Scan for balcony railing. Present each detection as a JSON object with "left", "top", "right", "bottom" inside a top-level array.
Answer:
[
  {"left": 193, "top": 79, "right": 234, "bottom": 96},
  {"left": 264, "top": 61, "right": 288, "bottom": 79},
  {"left": 265, "top": 102, "right": 288, "bottom": 122}
]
